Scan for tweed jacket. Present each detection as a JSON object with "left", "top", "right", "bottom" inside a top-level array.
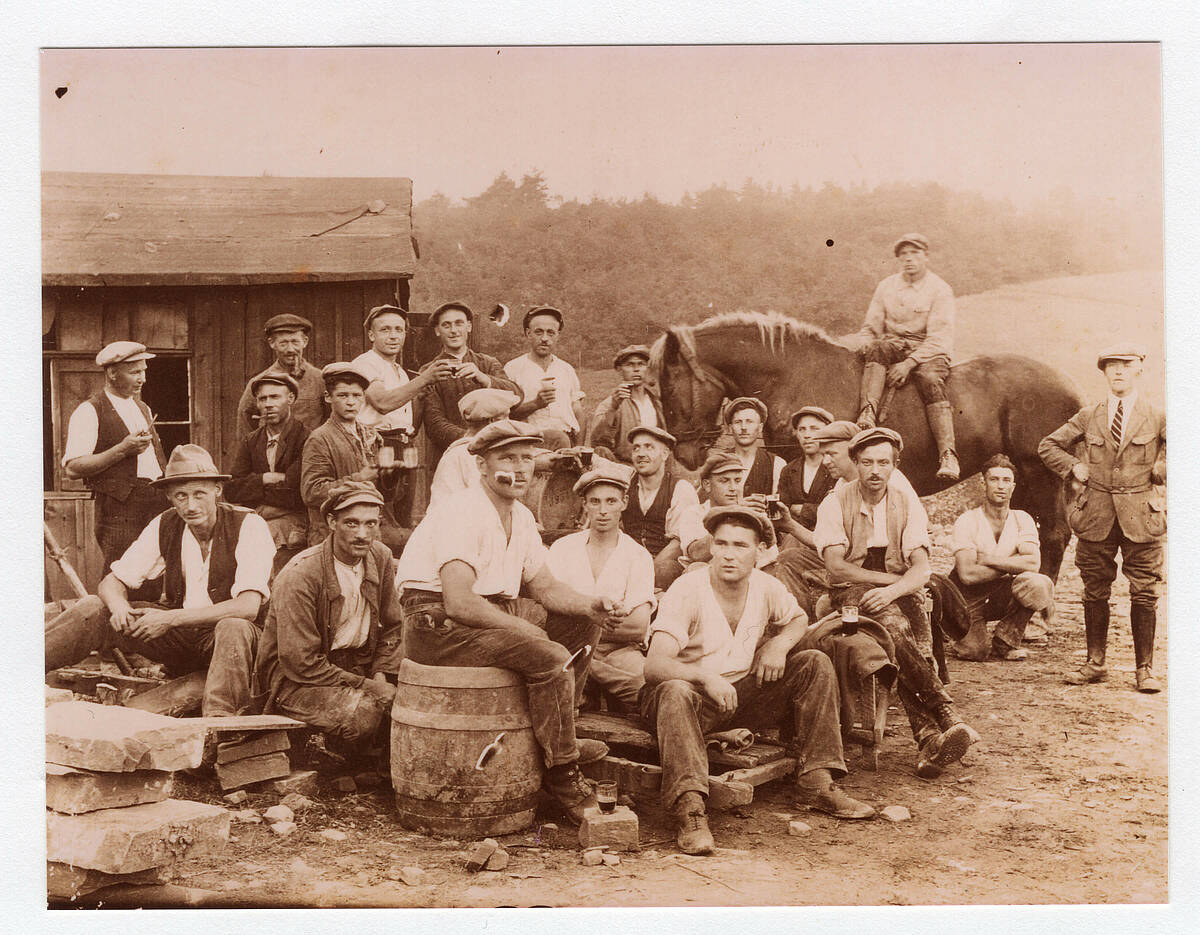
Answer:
[{"left": 225, "top": 416, "right": 309, "bottom": 512}]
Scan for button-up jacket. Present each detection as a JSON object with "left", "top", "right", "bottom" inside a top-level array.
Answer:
[{"left": 419, "top": 348, "right": 523, "bottom": 456}]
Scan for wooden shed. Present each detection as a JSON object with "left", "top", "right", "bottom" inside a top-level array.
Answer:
[{"left": 43, "top": 171, "right": 422, "bottom": 597}]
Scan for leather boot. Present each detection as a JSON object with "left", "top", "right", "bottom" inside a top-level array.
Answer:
[
  {"left": 951, "top": 617, "right": 990, "bottom": 661},
  {"left": 1130, "top": 602, "right": 1161, "bottom": 693},
  {"left": 1065, "top": 600, "right": 1109, "bottom": 684},
  {"left": 926, "top": 402, "right": 961, "bottom": 481},
  {"left": 991, "top": 606, "right": 1036, "bottom": 660},
  {"left": 857, "top": 362, "right": 887, "bottom": 428},
  {"left": 671, "top": 791, "right": 715, "bottom": 855}
]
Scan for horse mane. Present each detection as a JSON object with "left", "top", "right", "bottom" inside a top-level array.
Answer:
[{"left": 651, "top": 310, "right": 844, "bottom": 373}]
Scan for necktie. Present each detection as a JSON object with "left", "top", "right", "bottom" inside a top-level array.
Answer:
[{"left": 1111, "top": 399, "right": 1123, "bottom": 448}]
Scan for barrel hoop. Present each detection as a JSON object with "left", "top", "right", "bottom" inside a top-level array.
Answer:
[
  {"left": 392, "top": 777, "right": 542, "bottom": 800},
  {"left": 399, "top": 660, "right": 523, "bottom": 689},
  {"left": 394, "top": 791, "right": 541, "bottom": 819},
  {"left": 392, "top": 706, "right": 531, "bottom": 730}
]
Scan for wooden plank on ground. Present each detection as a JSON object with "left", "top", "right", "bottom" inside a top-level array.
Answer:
[
  {"left": 581, "top": 754, "right": 771, "bottom": 812},
  {"left": 707, "top": 743, "right": 787, "bottom": 769},
  {"left": 714, "top": 757, "right": 797, "bottom": 789},
  {"left": 575, "top": 712, "right": 655, "bottom": 751},
  {"left": 189, "top": 714, "right": 307, "bottom": 734}
]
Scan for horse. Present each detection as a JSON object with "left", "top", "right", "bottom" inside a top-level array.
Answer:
[{"left": 651, "top": 311, "right": 1082, "bottom": 580}]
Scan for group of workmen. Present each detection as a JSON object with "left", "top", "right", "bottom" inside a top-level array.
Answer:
[{"left": 44, "top": 232, "right": 1165, "bottom": 858}]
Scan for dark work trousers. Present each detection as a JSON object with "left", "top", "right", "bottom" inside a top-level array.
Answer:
[
  {"left": 543, "top": 612, "right": 602, "bottom": 707},
  {"left": 95, "top": 482, "right": 168, "bottom": 601},
  {"left": 44, "top": 595, "right": 259, "bottom": 716},
  {"left": 1075, "top": 520, "right": 1164, "bottom": 608},
  {"left": 400, "top": 590, "right": 579, "bottom": 769},
  {"left": 862, "top": 336, "right": 951, "bottom": 404},
  {"left": 639, "top": 648, "right": 846, "bottom": 810}
]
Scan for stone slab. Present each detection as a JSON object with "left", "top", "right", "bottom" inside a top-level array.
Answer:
[
  {"left": 215, "top": 751, "right": 291, "bottom": 791},
  {"left": 46, "top": 799, "right": 230, "bottom": 874},
  {"left": 216, "top": 731, "right": 290, "bottom": 764},
  {"left": 45, "top": 685, "right": 75, "bottom": 706},
  {"left": 268, "top": 770, "right": 320, "bottom": 797},
  {"left": 46, "top": 763, "right": 172, "bottom": 815},
  {"left": 47, "top": 861, "right": 172, "bottom": 900},
  {"left": 577, "top": 805, "right": 640, "bottom": 852},
  {"left": 45, "top": 702, "right": 206, "bottom": 773}
]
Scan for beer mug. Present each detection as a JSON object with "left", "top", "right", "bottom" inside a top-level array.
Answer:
[{"left": 377, "top": 445, "right": 396, "bottom": 469}]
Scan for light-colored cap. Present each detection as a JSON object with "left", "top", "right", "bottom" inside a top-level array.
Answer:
[
  {"left": 1096, "top": 344, "right": 1147, "bottom": 370},
  {"left": 321, "top": 361, "right": 372, "bottom": 389},
  {"left": 626, "top": 424, "right": 676, "bottom": 448},
  {"left": 612, "top": 344, "right": 651, "bottom": 369},
  {"left": 700, "top": 453, "right": 745, "bottom": 479},
  {"left": 573, "top": 463, "right": 634, "bottom": 496},
  {"left": 364, "top": 304, "right": 408, "bottom": 329},
  {"left": 789, "top": 406, "right": 835, "bottom": 430},
  {"left": 892, "top": 233, "right": 929, "bottom": 255},
  {"left": 95, "top": 341, "right": 155, "bottom": 368},
  {"left": 467, "top": 419, "right": 545, "bottom": 455},
  {"left": 849, "top": 426, "right": 904, "bottom": 457},
  {"left": 814, "top": 420, "right": 861, "bottom": 444},
  {"left": 458, "top": 388, "right": 519, "bottom": 422}
]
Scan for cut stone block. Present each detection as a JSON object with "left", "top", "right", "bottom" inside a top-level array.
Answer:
[
  {"left": 215, "top": 751, "right": 291, "bottom": 791},
  {"left": 577, "top": 805, "right": 640, "bottom": 852},
  {"left": 45, "top": 702, "right": 205, "bottom": 773},
  {"left": 46, "top": 685, "right": 75, "bottom": 706},
  {"left": 46, "top": 763, "right": 172, "bottom": 815},
  {"left": 47, "top": 861, "right": 172, "bottom": 900},
  {"left": 216, "top": 731, "right": 290, "bottom": 765},
  {"left": 268, "top": 770, "right": 320, "bottom": 797},
  {"left": 46, "top": 799, "right": 230, "bottom": 874},
  {"left": 485, "top": 849, "right": 509, "bottom": 870}
]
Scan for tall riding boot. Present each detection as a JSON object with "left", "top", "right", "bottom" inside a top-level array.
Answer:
[
  {"left": 857, "top": 362, "right": 887, "bottom": 428},
  {"left": 1065, "top": 600, "right": 1109, "bottom": 684},
  {"left": 1130, "top": 602, "right": 1161, "bottom": 693},
  {"left": 926, "top": 401, "right": 961, "bottom": 481}
]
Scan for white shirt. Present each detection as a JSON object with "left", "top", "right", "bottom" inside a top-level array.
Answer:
[
  {"left": 427, "top": 436, "right": 480, "bottom": 512},
  {"left": 503, "top": 354, "right": 584, "bottom": 434},
  {"left": 650, "top": 568, "right": 804, "bottom": 682},
  {"left": 1108, "top": 391, "right": 1138, "bottom": 444},
  {"left": 62, "top": 391, "right": 163, "bottom": 480},
  {"left": 547, "top": 530, "right": 656, "bottom": 614},
  {"left": 634, "top": 476, "right": 704, "bottom": 551},
  {"left": 833, "top": 468, "right": 918, "bottom": 498},
  {"left": 331, "top": 557, "right": 371, "bottom": 651},
  {"left": 397, "top": 485, "right": 548, "bottom": 599},
  {"left": 353, "top": 348, "right": 414, "bottom": 432},
  {"left": 952, "top": 506, "right": 1040, "bottom": 559},
  {"left": 633, "top": 391, "right": 659, "bottom": 428},
  {"left": 110, "top": 511, "right": 275, "bottom": 608}
]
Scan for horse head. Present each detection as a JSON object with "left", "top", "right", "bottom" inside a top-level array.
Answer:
[{"left": 652, "top": 326, "right": 735, "bottom": 470}]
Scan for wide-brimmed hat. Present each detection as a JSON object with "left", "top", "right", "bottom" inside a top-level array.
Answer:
[
  {"left": 95, "top": 341, "right": 155, "bottom": 368},
  {"left": 263, "top": 313, "right": 313, "bottom": 336},
  {"left": 702, "top": 505, "right": 770, "bottom": 541},
  {"left": 814, "top": 420, "right": 861, "bottom": 444},
  {"left": 250, "top": 372, "right": 300, "bottom": 397},
  {"left": 321, "top": 479, "right": 386, "bottom": 516},
  {"left": 1096, "top": 344, "right": 1146, "bottom": 370},
  {"left": 467, "top": 419, "right": 545, "bottom": 455},
  {"left": 612, "top": 345, "right": 651, "bottom": 369},
  {"left": 573, "top": 463, "right": 634, "bottom": 496},
  {"left": 892, "top": 233, "right": 929, "bottom": 255},
  {"left": 151, "top": 444, "right": 230, "bottom": 487},
  {"left": 789, "top": 406, "right": 835, "bottom": 430},
  {"left": 849, "top": 426, "right": 904, "bottom": 457},
  {"left": 626, "top": 424, "right": 676, "bottom": 448},
  {"left": 721, "top": 396, "right": 768, "bottom": 425}
]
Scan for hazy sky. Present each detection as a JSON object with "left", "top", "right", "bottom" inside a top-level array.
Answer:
[{"left": 41, "top": 44, "right": 1161, "bottom": 208}]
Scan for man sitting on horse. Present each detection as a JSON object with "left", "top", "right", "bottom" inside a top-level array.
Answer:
[
  {"left": 849, "top": 233, "right": 961, "bottom": 482},
  {"left": 718, "top": 397, "right": 785, "bottom": 497},
  {"left": 586, "top": 345, "right": 666, "bottom": 463},
  {"left": 814, "top": 426, "right": 979, "bottom": 779},
  {"left": 949, "top": 454, "right": 1056, "bottom": 663}
]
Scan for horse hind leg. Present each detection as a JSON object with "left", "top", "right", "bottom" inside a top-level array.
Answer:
[{"left": 1011, "top": 463, "right": 1071, "bottom": 583}]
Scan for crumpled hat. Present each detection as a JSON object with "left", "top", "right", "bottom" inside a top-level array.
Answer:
[
  {"left": 892, "top": 233, "right": 929, "bottom": 255},
  {"left": 699, "top": 453, "right": 745, "bottom": 479},
  {"left": 321, "top": 479, "right": 386, "bottom": 516},
  {"left": 458, "top": 388, "right": 519, "bottom": 422},
  {"left": 612, "top": 345, "right": 651, "bottom": 369}
]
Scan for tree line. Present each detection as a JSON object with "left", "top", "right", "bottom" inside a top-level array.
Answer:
[{"left": 409, "top": 171, "right": 1159, "bottom": 371}]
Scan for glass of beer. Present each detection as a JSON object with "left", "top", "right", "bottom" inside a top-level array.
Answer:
[
  {"left": 840, "top": 604, "right": 859, "bottom": 636},
  {"left": 377, "top": 445, "right": 396, "bottom": 469},
  {"left": 596, "top": 779, "right": 618, "bottom": 814}
]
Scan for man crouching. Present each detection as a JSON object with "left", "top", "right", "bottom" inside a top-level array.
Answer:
[
  {"left": 254, "top": 481, "right": 404, "bottom": 752},
  {"left": 643, "top": 506, "right": 874, "bottom": 856},
  {"left": 395, "top": 420, "right": 620, "bottom": 824}
]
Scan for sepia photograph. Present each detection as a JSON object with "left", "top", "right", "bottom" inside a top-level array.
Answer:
[{"left": 33, "top": 37, "right": 1174, "bottom": 913}]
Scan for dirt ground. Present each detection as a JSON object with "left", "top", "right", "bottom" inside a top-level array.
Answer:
[{"left": 81, "top": 477, "right": 1165, "bottom": 909}]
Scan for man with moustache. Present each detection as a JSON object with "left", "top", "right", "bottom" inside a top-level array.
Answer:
[
  {"left": 45, "top": 445, "right": 274, "bottom": 718},
  {"left": 505, "top": 306, "right": 585, "bottom": 451},
  {"left": 396, "top": 420, "right": 625, "bottom": 823},
  {"left": 255, "top": 480, "right": 404, "bottom": 747},
  {"left": 237, "top": 314, "right": 327, "bottom": 433},
  {"left": 419, "top": 301, "right": 522, "bottom": 466},
  {"left": 586, "top": 345, "right": 666, "bottom": 463}
]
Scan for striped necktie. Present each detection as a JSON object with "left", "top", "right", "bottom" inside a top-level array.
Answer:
[{"left": 1111, "top": 399, "right": 1123, "bottom": 448}]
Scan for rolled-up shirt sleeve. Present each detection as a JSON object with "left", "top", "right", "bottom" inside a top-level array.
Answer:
[
  {"left": 62, "top": 402, "right": 100, "bottom": 469},
  {"left": 232, "top": 513, "right": 276, "bottom": 600},
  {"left": 950, "top": 512, "right": 976, "bottom": 555},
  {"left": 110, "top": 515, "right": 165, "bottom": 589},
  {"left": 813, "top": 494, "right": 848, "bottom": 558},
  {"left": 666, "top": 480, "right": 703, "bottom": 549},
  {"left": 899, "top": 486, "right": 933, "bottom": 558},
  {"left": 648, "top": 578, "right": 696, "bottom": 654}
]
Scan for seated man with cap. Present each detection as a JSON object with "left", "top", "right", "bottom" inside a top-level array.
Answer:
[
  {"left": 255, "top": 480, "right": 404, "bottom": 751},
  {"left": 225, "top": 371, "right": 310, "bottom": 570},
  {"left": 396, "top": 420, "right": 622, "bottom": 824},
  {"left": 61, "top": 341, "right": 167, "bottom": 597},
  {"left": 814, "top": 426, "right": 978, "bottom": 780},
  {"left": 545, "top": 462, "right": 656, "bottom": 711},
  {"left": 427, "top": 387, "right": 519, "bottom": 512},
  {"left": 846, "top": 233, "right": 960, "bottom": 481},
  {"left": 623, "top": 425, "right": 703, "bottom": 592},
  {"left": 419, "top": 301, "right": 523, "bottom": 466},
  {"left": 237, "top": 313, "right": 327, "bottom": 434},
  {"left": 45, "top": 445, "right": 274, "bottom": 718},
  {"left": 684, "top": 453, "right": 777, "bottom": 570},
  {"left": 719, "top": 397, "right": 785, "bottom": 498},
  {"left": 586, "top": 345, "right": 666, "bottom": 463},
  {"left": 644, "top": 505, "right": 875, "bottom": 855},
  {"left": 504, "top": 306, "right": 585, "bottom": 451}
]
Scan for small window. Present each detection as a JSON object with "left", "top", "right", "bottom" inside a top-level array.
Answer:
[{"left": 141, "top": 356, "right": 192, "bottom": 458}]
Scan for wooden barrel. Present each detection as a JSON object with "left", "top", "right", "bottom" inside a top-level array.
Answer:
[{"left": 391, "top": 659, "right": 544, "bottom": 838}]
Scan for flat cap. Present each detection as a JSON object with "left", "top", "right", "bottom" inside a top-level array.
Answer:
[
  {"left": 1096, "top": 344, "right": 1147, "bottom": 370},
  {"left": 431, "top": 301, "right": 473, "bottom": 326},
  {"left": 892, "top": 233, "right": 929, "bottom": 255},
  {"left": 789, "top": 406, "right": 835, "bottom": 430},
  {"left": 250, "top": 372, "right": 300, "bottom": 397},
  {"left": 700, "top": 453, "right": 745, "bottom": 479},
  {"left": 702, "top": 505, "right": 770, "bottom": 541},
  {"left": 467, "top": 419, "right": 545, "bottom": 455},
  {"left": 814, "top": 420, "right": 861, "bottom": 444},
  {"left": 151, "top": 444, "right": 230, "bottom": 487},
  {"left": 321, "top": 479, "right": 386, "bottom": 516},
  {"left": 96, "top": 341, "right": 155, "bottom": 368},
  {"left": 573, "top": 463, "right": 634, "bottom": 496},
  {"left": 523, "top": 306, "right": 564, "bottom": 330},
  {"left": 612, "top": 345, "right": 651, "bottom": 369},
  {"left": 364, "top": 304, "right": 408, "bottom": 329},
  {"left": 626, "top": 424, "right": 676, "bottom": 448},
  {"left": 321, "top": 361, "right": 372, "bottom": 389},
  {"left": 849, "top": 426, "right": 905, "bottom": 456},
  {"left": 722, "top": 396, "right": 769, "bottom": 425},
  {"left": 263, "top": 313, "right": 313, "bottom": 336},
  {"left": 458, "top": 388, "right": 519, "bottom": 422}
]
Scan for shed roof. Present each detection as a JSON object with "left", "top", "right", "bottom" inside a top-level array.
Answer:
[{"left": 43, "top": 172, "right": 417, "bottom": 286}]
